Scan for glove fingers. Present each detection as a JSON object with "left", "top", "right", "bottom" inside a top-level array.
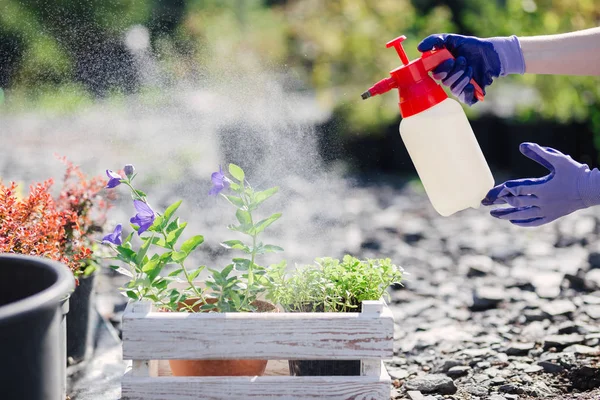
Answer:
[
  {"left": 442, "top": 57, "right": 468, "bottom": 87},
  {"left": 510, "top": 217, "right": 547, "bottom": 227},
  {"left": 432, "top": 59, "right": 454, "bottom": 80},
  {"left": 502, "top": 194, "right": 539, "bottom": 208},
  {"left": 417, "top": 34, "right": 448, "bottom": 52},
  {"left": 490, "top": 206, "right": 543, "bottom": 221},
  {"left": 459, "top": 83, "right": 478, "bottom": 106},
  {"left": 482, "top": 177, "right": 547, "bottom": 205},
  {"left": 451, "top": 66, "right": 473, "bottom": 98},
  {"left": 519, "top": 142, "right": 562, "bottom": 171}
]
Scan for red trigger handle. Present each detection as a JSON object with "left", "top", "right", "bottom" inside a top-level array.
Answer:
[{"left": 421, "top": 49, "right": 485, "bottom": 103}]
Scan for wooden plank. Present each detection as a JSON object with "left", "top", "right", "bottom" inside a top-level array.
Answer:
[
  {"left": 121, "top": 369, "right": 391, "bottom": 400},
  {"left": 122, "top": 304, "right": 394, "bottom": 360}
]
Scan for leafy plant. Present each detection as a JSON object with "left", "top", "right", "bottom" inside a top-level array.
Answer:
[
  {"left": 101, "top": 163, "right": 283, "bottom": 313},
  {"left": 0, "top": 179, "right": 92, "bottom": 275},
  {"left": 267, "top": 255, "right": 403, "bottom": 312}
]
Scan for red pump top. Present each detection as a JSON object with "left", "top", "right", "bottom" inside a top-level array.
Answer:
[{"left": 362, "top": 36, "right": 484, "bottom": 118}]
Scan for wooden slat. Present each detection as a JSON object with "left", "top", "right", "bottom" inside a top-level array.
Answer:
[
  {"left": 122, "top": 362, "right": 391, "bottom": 400},
  {"left": 123, "top": 303, "right": 394, "bottom": 360}
]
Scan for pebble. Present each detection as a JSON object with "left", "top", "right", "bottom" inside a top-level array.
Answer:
[
  {"left": 446, "top": 365, "right": 471, "bottom": 378},
  {"left": 471, "top": 287, "right": 506, "bottom": 311},
  {"left": 543, "top": 334, "right": 586, "bottom": 350},
  {"left": 538, "top": 361, "right": 565, "bottom": 373},
  {"left": 562, "top": 344, "right": 599, "bottom": 355},
  {"left": 541, "top": 299, "right": 576, "bottom": 317},
  {"left": 505, "top": 342, "right": 535, "bottom": 356},
  {"left": 404, "top": 374, "right": 457, "bottom": 395}
]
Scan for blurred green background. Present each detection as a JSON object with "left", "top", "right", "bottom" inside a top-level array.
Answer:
[{"left": 1, "top": 0, "right": 599, "bottom": 173}]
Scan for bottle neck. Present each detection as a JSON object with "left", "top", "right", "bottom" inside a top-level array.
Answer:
[{"left": 398, "top": 78, "right": 448, "bottom": 118}]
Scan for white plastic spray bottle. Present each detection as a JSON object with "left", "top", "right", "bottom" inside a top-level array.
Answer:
[{"left": 362, "top": 36, "right": 494, "bottom": 217}]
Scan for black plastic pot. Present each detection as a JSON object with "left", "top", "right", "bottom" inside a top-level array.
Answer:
[
  {"left": 67, "top": 272, "right": 97, "bottom": 365},
  {"left": 286, "top": 302, "right": 361, "bottom": 376},
  {"left": 0, "top": 254, "right": 75, "bottom": 400}
]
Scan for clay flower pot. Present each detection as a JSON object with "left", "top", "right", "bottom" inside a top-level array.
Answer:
[{"left": 168, "top": 298, "right": 278, "bottom": 376}]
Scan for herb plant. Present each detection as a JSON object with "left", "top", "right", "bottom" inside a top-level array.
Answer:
[
  {"left": 101, "top": 163, "right": 283, "bottom": 313},
  {"left": 267, "top": 255, "right": 403, "bottom": 312}
]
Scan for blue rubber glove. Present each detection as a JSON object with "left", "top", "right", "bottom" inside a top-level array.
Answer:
[
  {"left": 482, "top": 143, "right": 600, "bottom": 227},
  {"left": 417, "top": 34, "right": 525, "bottom": 105}
]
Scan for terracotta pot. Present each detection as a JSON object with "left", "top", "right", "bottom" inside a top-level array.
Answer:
[{"left": 168, "top": 298, "right": 277, "bottom": 376}]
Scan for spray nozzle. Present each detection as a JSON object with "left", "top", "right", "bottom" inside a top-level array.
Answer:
[{"left": 361, "top": 35, "right": 485, "bottom": 115}]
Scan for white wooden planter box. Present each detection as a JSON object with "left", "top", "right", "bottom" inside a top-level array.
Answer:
[{"left": 121, "top": 299, "right": 394, "bottom": 400}]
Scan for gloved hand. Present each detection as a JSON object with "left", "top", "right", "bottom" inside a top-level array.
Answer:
[
  {"left": 417, "top": 34, "right": 525, "bottom": 105},
  {"left": 482, "top": 143, "right": 600, "bottom": 227}
]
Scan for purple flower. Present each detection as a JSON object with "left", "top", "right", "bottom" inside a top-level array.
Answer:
[
  {"left": 124, "top": 164, "right": 135, "bottom": 178},
  {"left": 209, "top": 165, "right": 230, "bottom": 196},
  {"left": 130, "top": 200, "right": 156, "bottom": 235},
  {"left": 102, "top": 224, "right": 123, "bottom": 245},
  {"left": 106, "top": 170, "right": 123, "bottom": 188}
]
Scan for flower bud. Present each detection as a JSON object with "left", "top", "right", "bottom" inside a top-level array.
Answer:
[{"left": 124, "top": 164, "right": 135, "bottom": 178}]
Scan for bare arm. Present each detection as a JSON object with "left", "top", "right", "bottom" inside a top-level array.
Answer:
[{"left": 519, "top": 27, "right": 600, "bottom": 76}]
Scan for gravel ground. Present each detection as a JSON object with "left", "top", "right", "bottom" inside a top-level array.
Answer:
[{"left": 3, "top": 94, "right": 600, "bottom": 400}]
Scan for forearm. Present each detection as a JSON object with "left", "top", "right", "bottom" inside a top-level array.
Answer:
[{"left": 518, "top": 27, "right": 600, "bottom": 76}]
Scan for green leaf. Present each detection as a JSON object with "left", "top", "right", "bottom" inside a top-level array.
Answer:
[
  {"left": 223, "top": 195, "right": 244, "bottom": 208},
  {"left": 221, "top": 264, "right": 234, "bottom": 278},
  {"left": 189, "top": 266, "right": 204, "bottom": 281},
  {"left": 221, "top": 240, "right": 249, "bottom": 252},
  {"left": 232, "top": 258, "right": 251, "bottom": 271},
  {"left": 150, "top": 236, "right": 168, "bottom": 248},
  {"left": 229, "top": 182, "right": 241, "bottom": 191},
  {"left": 253, "top": 187, "right": 278, "bottom": 208},
  {"left": 181, "top": 235, "right": 204, "bottom": 255},
  {"left": 163, "top": 200, "right": 182, "bottom": 225},
  {"left": 151, "top": 215, "right": 164, "bottom": 231},
  {"left": 255, "top": 244, "right": 284, "bottom": 254},
  {"left": 167, "top": 222, "right": 188, "bottom": 247},
  {"left": 166, "top": 218, "right": 180, "bottom": 234},
  {"left": 142, "top": 258, "right": 160, "bottom": 273},
  {"left": 172, "top": 251, "right": 188, "bottom": 263},
  {"left": 135, "top": 236, "right": 153, "bottom": 265},
  {"left": 236, "top": 209, "right": 252, "bottom": 226},
  {"left": 252, "top": 213, "right": 281, "bottom": 235},
  {"left": 229, "top": 163, "right": 245, "bottom": 182},
  {"left": 168, "top": 268, "right": 184, "bottom": 277},
  {"left": 116, "top": 246, "right": 137, "bottom": 263},
  {"left": 126, "top": 290, "right": 139, "bottom": 300},
  {"left": 109, "top": 265, "right": 133, "bottom": 277}
]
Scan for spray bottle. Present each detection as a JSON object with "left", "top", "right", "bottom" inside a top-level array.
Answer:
[{"left": 362, "top": 36, "right": 494, "bottom": 216}]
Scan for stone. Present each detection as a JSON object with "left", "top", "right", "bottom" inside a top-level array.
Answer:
[
  {"left": 498, "top": 384, "right": 525, "bottom": 394},
  {"left": 387, "top": 366, "right": 410, "bottom": 380},
  {"left": 438, "top": 359, "right": 464, "bottom": 373},
  {"left": 505, "top": 342, "right": 535, "bottom": 356},
  {"left": 588, "top": 241, "right": 600, "bottom": 269},
  {"left": 407, "top": 391, "right": 426, "bottom": 400},
  {"left": 583, "top": 294, "right": 600, "bottom": 304},
  {"left": 538, "top": 361, "right": 565, "bottom": 373},
  {"left": 460, "top": 255, "right": 494, "bottom": 277},
  {"left": 569, "top": 365, "right": 600, "bottom": 391},
  {"left": 562, "top": 344, "right": 600, "bottom": 355},
  {"left": 586, "top": 305, "right": 600, "bottom": 320},
  {"left": 524, "top": 365, "right": 544, "bottom": 373},
  {"left": 532, "top": 272, "right": 564, "bottom": 299},
  {"left": 404, "top": 374, "right": 458, "bottom": 395},
  {"left": 541, "top": 300, "right": 576, "bottom": 317},
  {"left": 471, "top": 286, "right": 506, "bottom": 311},
  {"left": 477, "top": 361, "right": 491, "bottom": 369},
  {"left": 586, "top": 269, "right": 600, "bottom": 289},
  {"left": 488, "top": 396, "right": 505, "bottom": 400},
  {"left": 464, "top": 384, "right": 488, "bottom": 397},
  {"left": 446, "top": 365, "right": 471, "bottom": 378},
  {"left": 543, "top": 334, "right": 585, "bottom": 350}
]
